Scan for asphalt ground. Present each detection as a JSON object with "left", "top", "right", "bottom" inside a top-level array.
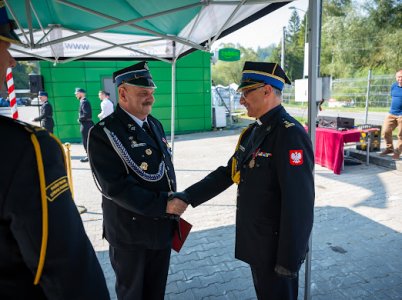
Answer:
[{"left": 11, "top": 106, "right": 402, "bottom": 299}]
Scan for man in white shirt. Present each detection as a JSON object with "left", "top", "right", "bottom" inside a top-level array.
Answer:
[{"left": 97, "top": 90, "right": 114, "bottom": 120}]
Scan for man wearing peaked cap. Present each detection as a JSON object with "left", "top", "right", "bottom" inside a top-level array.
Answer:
[
  {"left": 32, "top": 90, "right": 54, "bottom": 133},
  {"left": 113, "top": 60, "right": 157, "bottom": 88},
  {"left": 0, "top": 3, "right": 110, "bottom": 299},
  {"left": 74, "top": 87, "right": 93, "bottom": 162},
  {"left": 170, "top": 61, "right": 314, "bottom": 299},
  {"left": 88, "top": 61, "right": 185, "bottom": 299}
]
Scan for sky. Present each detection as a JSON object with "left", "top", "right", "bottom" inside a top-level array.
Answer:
[{"left": 212, "top": 0, "right": 309, "bottom": 50}]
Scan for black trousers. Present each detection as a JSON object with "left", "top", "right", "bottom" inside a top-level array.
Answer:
[
  {"left": 109, "top": 245, "right": 171, "bottom": 300},
  {"left": 251, "top": 265, "right": 298, "bottom": 300},
  {"left": 80, "top": 121, "right": 93, "bottom": 153}
]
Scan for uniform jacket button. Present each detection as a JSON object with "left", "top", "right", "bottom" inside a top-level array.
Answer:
[{"left": 132, "top": 217, "right": 136, "bottom": 221}]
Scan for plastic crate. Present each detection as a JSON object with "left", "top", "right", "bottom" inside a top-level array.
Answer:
[{"left": 356, "top": 125, "right": 381, "bottom": 152}]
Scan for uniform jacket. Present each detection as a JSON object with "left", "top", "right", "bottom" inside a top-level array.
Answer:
[
  {"left": 33, "top": 101, "right": 54, "bottom": 132},
  {"left": 78, "top": 97, "right": 93, "bottom": 123},
  {"left": 184, "top": 105, "right": 314, "bottom": 273},
  {"left": 88, "top": 105, "right": 176, "bottom": 250},
  {"left": 0, "top": 116, "right": 109, "bottom": 300}
]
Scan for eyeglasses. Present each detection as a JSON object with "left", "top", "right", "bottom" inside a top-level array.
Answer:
[{"left": 240, "top": 84, "right": 265, "bottom": 99}]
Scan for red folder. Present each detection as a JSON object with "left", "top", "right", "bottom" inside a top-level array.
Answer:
[{"left": 172, "top": 218, "right": 192, "bottom": 253}]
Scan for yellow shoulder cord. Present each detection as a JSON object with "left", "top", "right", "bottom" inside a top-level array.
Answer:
[
  {"left": 231, "top": 127, "right": 250, "bottom": 184},
  {"left": 30, "top": 134, "right": 49, "bottom": 285},
  {"left": 50, "top": 133, "right": 68, "bottom": 171}
]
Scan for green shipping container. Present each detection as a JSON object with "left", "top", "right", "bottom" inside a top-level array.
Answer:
[{"left": 39, "top": 51, "right": 212, "bottom": 142}]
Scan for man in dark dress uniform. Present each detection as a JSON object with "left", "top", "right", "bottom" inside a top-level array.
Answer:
[
  {"left": 32, "top": 90, "right": 54, "bottom": 133},
  {"left": 172, "top": 62, "right": 315, "bottom": 300},
  {"left": 75, "top": 87, "right": 94, "bottom": 162},
  {"left": 88, "top": 61, "right": 185, "bottom": 300},
  {"left": 0, "top": 3, "right": 110, "bottom": 299}
]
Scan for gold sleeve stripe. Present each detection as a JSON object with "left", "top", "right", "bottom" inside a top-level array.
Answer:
[
  {"left": 46, "top": 176, "right": 70, "bottom": 202},
  {"left": 30, "top": 134, "right": 49, "bottom": 285}
]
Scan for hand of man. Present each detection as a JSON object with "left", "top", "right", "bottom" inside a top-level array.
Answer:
[{"left": 166, "top": 198, "right": 188, "bottom": 216}]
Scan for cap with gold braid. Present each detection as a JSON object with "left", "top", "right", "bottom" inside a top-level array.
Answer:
[
  {"left": 113, "top": 61, "right": 156, "bottom": 88},
  {"left": 237, "top": 62, "right": 291, "bottom": 92},
  {"left": 0, "top": 0, "right": 22, "bottom": 45}
]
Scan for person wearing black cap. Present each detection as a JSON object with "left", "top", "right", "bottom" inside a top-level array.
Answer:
[
  {"left": 88, "top": 61, "right": 184, "bottom": 299},
  {"left": 0, "top": 2, "right": 110, "bottom": 299},
  {"left": 74, "top": 87, "right": 94, "bottom": 162},
  {"left": 32, "top": 90, "right": 54, "bottom": 133},
  {"left": 171, "top": 62, "right": 314, "bottom": 299}
]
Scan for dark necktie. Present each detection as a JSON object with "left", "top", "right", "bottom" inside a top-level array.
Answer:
[{"left": 142, "top": 121, "right": 155, "bottom": 139}]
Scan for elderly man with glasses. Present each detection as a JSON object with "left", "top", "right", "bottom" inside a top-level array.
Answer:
[{"left": 170, "top": 61, "right": 315, "bottom": 300}]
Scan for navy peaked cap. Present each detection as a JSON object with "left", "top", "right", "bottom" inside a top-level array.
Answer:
[
  {"left": 0, "top": 0, "right": 22, "bottom": 45},
  {"left": 113, "top": 61, "right": 156, "bottom": 88},
  {"left": 38, "top": 91, "right": 48, "bottom": 97},
  {"left": 237, "top": 62, "right": 291, "bottom": 92}
]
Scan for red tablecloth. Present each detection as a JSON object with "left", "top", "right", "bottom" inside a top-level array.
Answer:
[{"left": 314, "top": 128, "right": 361, "bottom": 175}]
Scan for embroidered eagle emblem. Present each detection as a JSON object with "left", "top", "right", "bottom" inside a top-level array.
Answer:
[{"left": 289, "top": 150, "right": 303, "bottom": 166}]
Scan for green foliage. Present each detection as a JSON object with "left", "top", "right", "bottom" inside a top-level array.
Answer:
[
  {"left": 9, "top": 61, "right": 38, "bottom": 89},
  {"left": 212, "top": 43, "right": 259, "bottom": 85},
  {"left": 212, "top": 0, "right": 400, "bottom": 86}
]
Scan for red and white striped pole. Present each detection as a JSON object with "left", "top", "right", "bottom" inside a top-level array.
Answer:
[{"left": 6, "top": 68, "right": 18, "bottom": 119}]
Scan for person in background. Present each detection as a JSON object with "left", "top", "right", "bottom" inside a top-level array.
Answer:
[
  {"left": 98, "top": 90, "right": 114, "bottom": 120},
  {"left": 74, "top": 87, "right": 94, "bottom": 162},
  {"left": 170, "top": 62, "right": 315, "bottom": 300},
  {"left": 379, "top": 69, "right": 402, "bottom": 160},
  {"left": 88, "top": 61, "right": 184, "bottom": 299},
  {"left": 0, "top": 2, "right": 110, "bottom": 299},
  {"left": 32, "top": 90, "right": 54, "bottom": 133}
]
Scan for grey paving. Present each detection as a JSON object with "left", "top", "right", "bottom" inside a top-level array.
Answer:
[
  {"left": 13, "top": 105, "right": 402, "bottom": 299},
  {"left": 62, "top": 128, "right": 402, "bottom": 300}
]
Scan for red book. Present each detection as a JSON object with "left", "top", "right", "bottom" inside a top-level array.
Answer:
[{"left": 172, "top": 218, "right": 192, "bottom": 253}]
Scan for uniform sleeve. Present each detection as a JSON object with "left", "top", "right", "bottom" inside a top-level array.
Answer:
[
  {"left": 79, "top": 101, "right": 92, "bottom": 121},
  {"left": 184, "top": 157, "right": 234, "bottom": 207},
  {"left": 33, "top": 105, "right": 46, "bottom": 121},
  {"left": 88, "top": 126, "right": 170, "bottom": 217},
  {"left": 5, "top": 132, "right": 110, "bottom": 300},
  {"left": 275, "top": 125, "right": 314, "bottom": 273}
]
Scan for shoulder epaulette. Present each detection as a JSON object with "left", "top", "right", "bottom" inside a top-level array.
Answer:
[
  {"left": 283, "top": 119, "right": 295, "bottom": 128},
  {"left": 0, "top": 115, "right": 45, "bottom": 134}
]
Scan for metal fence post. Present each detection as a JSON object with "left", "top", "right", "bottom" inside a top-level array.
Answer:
[{"left": 364, "top": 69, "right": 372, "bottom": 124}]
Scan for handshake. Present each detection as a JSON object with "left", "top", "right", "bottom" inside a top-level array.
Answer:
[{"left": 166, "top": 192, "right": 189, "bottom": 216}]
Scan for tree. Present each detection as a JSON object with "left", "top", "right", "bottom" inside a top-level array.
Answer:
[{"left": 212, "top": 43, "right": 258, "bottom": 86}]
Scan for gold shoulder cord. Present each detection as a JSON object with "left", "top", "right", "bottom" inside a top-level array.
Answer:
[
  {"left": 231, "top": 127, "right": 250, "bottom": 184},
  {"left": 50, "top": 133, "right": 68, "bottom": 171},
  {"left": 29, "top": 131, "right": 71, "bottom": 284},
  {"left": 29, "top": 133, "right": 49, "bottom": 285}
]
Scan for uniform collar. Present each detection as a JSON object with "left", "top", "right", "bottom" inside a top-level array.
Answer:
[
  {"left": 257, "top": 104, "right": 283, "bottom": 126},
  {"left": 119, "top": 106, "right": 148, "bottom": 128}
]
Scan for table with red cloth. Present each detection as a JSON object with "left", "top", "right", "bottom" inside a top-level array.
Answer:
[{"left": 314, "top": 127, "right": 362, "bottom": 175}]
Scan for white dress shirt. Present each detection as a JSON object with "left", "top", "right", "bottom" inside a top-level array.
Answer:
[{"left": 98, "top": 98, "right": 114, "bottom": 120}]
